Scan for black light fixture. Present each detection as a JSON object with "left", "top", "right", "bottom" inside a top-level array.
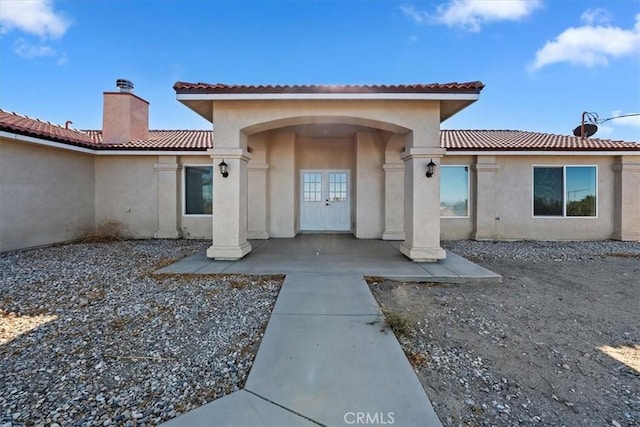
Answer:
[
  {"left": 218, "top": 160, "right": 229, "bottom": 178},
  {"left": 426, "top": 159, "right": 436, "bottom": 178}
]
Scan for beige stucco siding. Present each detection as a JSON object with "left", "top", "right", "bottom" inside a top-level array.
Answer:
[
  {"left": 355, "top": 132, "right": 385, "bottom": 238},
  {"left": 0, "top": 138, "right": 95, "bottom": 251},
  {"left": 95, "top": 156, "right": 158, "bottom": 238}
]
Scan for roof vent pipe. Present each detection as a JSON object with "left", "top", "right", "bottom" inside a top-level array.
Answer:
[{"left": 116, "top": 79, "right": 134, "bottom": 93}]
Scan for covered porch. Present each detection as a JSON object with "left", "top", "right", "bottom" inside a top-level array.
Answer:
[{"left": 173, "top": 81, "right": 485, "bottom": 261}]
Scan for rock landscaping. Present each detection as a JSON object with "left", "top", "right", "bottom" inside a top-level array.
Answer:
[
  {"left": 370, "top": 240, "right": 640, "bottom": 427},
  {"left": 0, "top": 240, "right": 282, "bottom": 426}
]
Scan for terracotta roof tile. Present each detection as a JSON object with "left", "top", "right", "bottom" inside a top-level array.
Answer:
[
  {"left": 442, "top": 130, "right": 639, "bottom": 151},
  {"left": 1, "top": 109, "right": 637, "bottom": 152},
  {"left": 0, "top": 109, "right": 98, "bottom": 149},
  {"left": 173, "top": 81, "right": 486, "bottom": 94},
  {"left": 0, "top": 109, "right": 213, "bottom": 151}
]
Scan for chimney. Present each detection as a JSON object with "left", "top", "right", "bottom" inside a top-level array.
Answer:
[{"left": 102, "top": 79, "right": 149, "bottom": 144}]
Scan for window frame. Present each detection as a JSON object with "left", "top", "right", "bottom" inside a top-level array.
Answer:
[
  {"left": 182, "top": 164, "right": 213, "bottom": 217},
  {"left": 531, "top": 165, "right": 598, "bottom": 219},
  {"left": 440, "top": 165, "right": 471, "bottom": 218}
]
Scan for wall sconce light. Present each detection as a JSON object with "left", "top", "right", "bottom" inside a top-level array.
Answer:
[
  {"left": 218, "top": 160, "right": 229, "bottom": 178},
  {"left": 426, "top": 159, "right": 436, "bottom": 178}
]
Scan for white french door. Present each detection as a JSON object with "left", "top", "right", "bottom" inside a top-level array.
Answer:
[{"left": 300, "top": 170, "right": 350, "bottom": 231}]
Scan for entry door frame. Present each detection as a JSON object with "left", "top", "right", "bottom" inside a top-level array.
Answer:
[{"left": 300, "top": 169, "right": 351, "bottom": 232}]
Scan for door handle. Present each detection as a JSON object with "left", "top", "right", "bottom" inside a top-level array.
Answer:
[{"left": 326, "top": 203, "right": 330, "bottom": 206}]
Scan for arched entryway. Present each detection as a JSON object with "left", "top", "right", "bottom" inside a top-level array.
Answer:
[{"left": 242, "top": 116, "right": 410, "bottom": 240}]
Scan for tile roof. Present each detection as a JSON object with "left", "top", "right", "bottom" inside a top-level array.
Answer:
[
  {"left": 442, "top": 130, "right": 640, "bottom": 151},
  {"left": 1, "top": 109, "right": 637, "bottom": 152},
  {"left": 173, "top": 81, "right": 486, "bottom": 94},
  {"left": 0, "top": 109, "right": 212, "bottom": 151}
]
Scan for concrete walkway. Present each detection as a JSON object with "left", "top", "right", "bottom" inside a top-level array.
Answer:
[{"left": 160, "top": 236, "right": 501, "bottom": 426}]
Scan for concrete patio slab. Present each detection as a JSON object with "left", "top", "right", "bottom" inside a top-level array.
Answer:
[
  {"left": 156, "top": 235, "right": 501, "bottom": 283},
  {"left": 159, "top": 390, "right": 316, "bottom": 427}
]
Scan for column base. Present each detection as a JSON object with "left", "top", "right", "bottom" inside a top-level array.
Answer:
[
  {"left": 612, "top": 231, "right": 640, "bottom": 241},
  {"left": 382, "top": 231, "right": 405, "bottom": 240},
  {"left": 206, "top": 241, "right": 252, "bottom": 260},
  {"left": 247, "top": 231, "right": 270, "bottom": 239},
  {"left": 399, "top": 242, "right": 446, "bottom": 262},
  {"left": 154, "top": 230, "right": 180, "bottom": 239}
]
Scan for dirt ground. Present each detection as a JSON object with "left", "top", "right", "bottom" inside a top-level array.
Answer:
[{"left": 369, "top": 256, "right": 639, "bottom": 427}]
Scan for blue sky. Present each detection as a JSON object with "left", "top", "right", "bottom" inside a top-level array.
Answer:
[{"left": 1, "top": 0, "right": 639, "bottom": 142}]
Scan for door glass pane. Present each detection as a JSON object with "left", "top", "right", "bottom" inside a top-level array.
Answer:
[
  {"left": 303, "top": 173, "right": 322, "bottom": 201},
  {"left": 533, "top": 167, "right": 563, "bottom": 216},
  {"left": 566, "top": 167, "right": 596, "bottom": 216},
  {"left": 328, "top": 173, "right": 347, "bottom": 201}
]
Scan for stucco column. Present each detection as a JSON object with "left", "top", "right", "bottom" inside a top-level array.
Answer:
[
  {"left": 612, "top": 155, "right": 640, "bottom": 241},
  {"left": 382, "top": 163, "right": 405, "bottom": 240},
  {"left": 153, "top": 156, "right": 179, "bottom": 239},
  {"left": 473, "top": 156, "right": 500, "bottom": 240},
  {"left": 207, "top": 148, "right": 253, "bottom": 260},
  {"left": 400, "top": 148, "right": 446, "bottom": 262},
  {"left": 247, "top": 162, "right": 269, "bottom": 239}
]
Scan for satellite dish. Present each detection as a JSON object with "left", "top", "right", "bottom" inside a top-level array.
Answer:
[{"left": 573, "top": 123, "right": 598, "bottom": 138}]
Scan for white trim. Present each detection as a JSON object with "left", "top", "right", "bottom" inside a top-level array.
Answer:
[
  {"left": 182, "top": 164, "right": 214, "bottom": 217},
  {"left": 97, "top": 150, "right": 208, "bottom": 156},
  {"left": 447, "top": 150, "right": 637, "bottom": 156},
  {"left": 531, "top": 165, "right": 598, "bottom": 219},
  {"left": 440, "top": 165, "right": 471, "bottom": 218},
  {"left": 177, "top": 93, "right": 480, "bottom": 101},
  {"left": 0, "top": 130, "right": 96, "bottom": 154}
]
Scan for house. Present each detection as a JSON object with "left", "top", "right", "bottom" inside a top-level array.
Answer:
[{"left": 1, "top": 80, "right": 638, "bottom": 258}]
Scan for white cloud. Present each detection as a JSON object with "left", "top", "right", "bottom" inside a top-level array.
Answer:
[
  {"left": 610, "top": 110, "right": 640, "bottom": 129},
  {"left": 430, "top": 0, "right": 542, "bottom": 32},
  {"left": 580, "top": 8, "right": 612, "bottom": 26},
  {"left": 14, "top": 39, "right": 66, "bottom": 64},
  {"left": 0, "top": 0, "right": 70, "bottom": 39},
  {"left": 530, "top": 13, "right": 640, "bottom": 70},
  {"left": 400, "top": 5, "right": 429, "bottom": 24}
]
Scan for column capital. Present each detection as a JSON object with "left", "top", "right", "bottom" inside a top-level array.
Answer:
[
  {"left": 472, "top": 163, "right": 500, "bottom": 171},
  {"left": 400, "top": 148, "right": 446, "bottom": 161},
  {"left": 154, "top": 163, "right": 179, "bottom": 171},
  {"left": 612, "top": 163, "right": 640, "bottom": 172},
  {"left": 207, "top": 148, "right": 252, "bottom": 162},
  {"left": 382, "top": 163, "right": 404, "bottom": 172},
  {"left": 248, "top": 162, "right": 269, "bottom": 171}
]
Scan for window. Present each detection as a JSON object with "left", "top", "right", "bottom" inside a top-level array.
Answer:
[
  {"left": 184, "top": 166, "right": 213, "bottom": 215},
  {"left": 533, "top": 166, "right": 597, "bottom": 217},
  {"left": 440, "top": 166, "right": 469, "bottom": 217}
]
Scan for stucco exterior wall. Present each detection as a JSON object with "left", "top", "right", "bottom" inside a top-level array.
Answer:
[
  {"left": 0, "top": 138, "right": 95, "bottom": 251},
  {"left": 355, "top": 131, "right": 385, "bottom": 238},
  {"left": 441, "top": 155, "right": 624, "bottom": 240},
  {"left": 268, "top": 131, "right": 297, "bottom": 237},
  {"left": 480, "top": 155, "right": 615, "bottom": 240},
  {"left": 95, "top": 156, "right": 158, "bottom": 238}
]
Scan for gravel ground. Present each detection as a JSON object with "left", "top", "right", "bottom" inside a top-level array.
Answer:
[
  {"left": 370, "top": 240, "right": 640, "bottom": 427},
  {"left": 0, "top": 240, "right": 283, "bottom": 426}
]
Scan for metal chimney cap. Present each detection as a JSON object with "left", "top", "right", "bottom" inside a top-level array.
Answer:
[{"left": 116, "top": 79, "right": 134, "bottom": 93}]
